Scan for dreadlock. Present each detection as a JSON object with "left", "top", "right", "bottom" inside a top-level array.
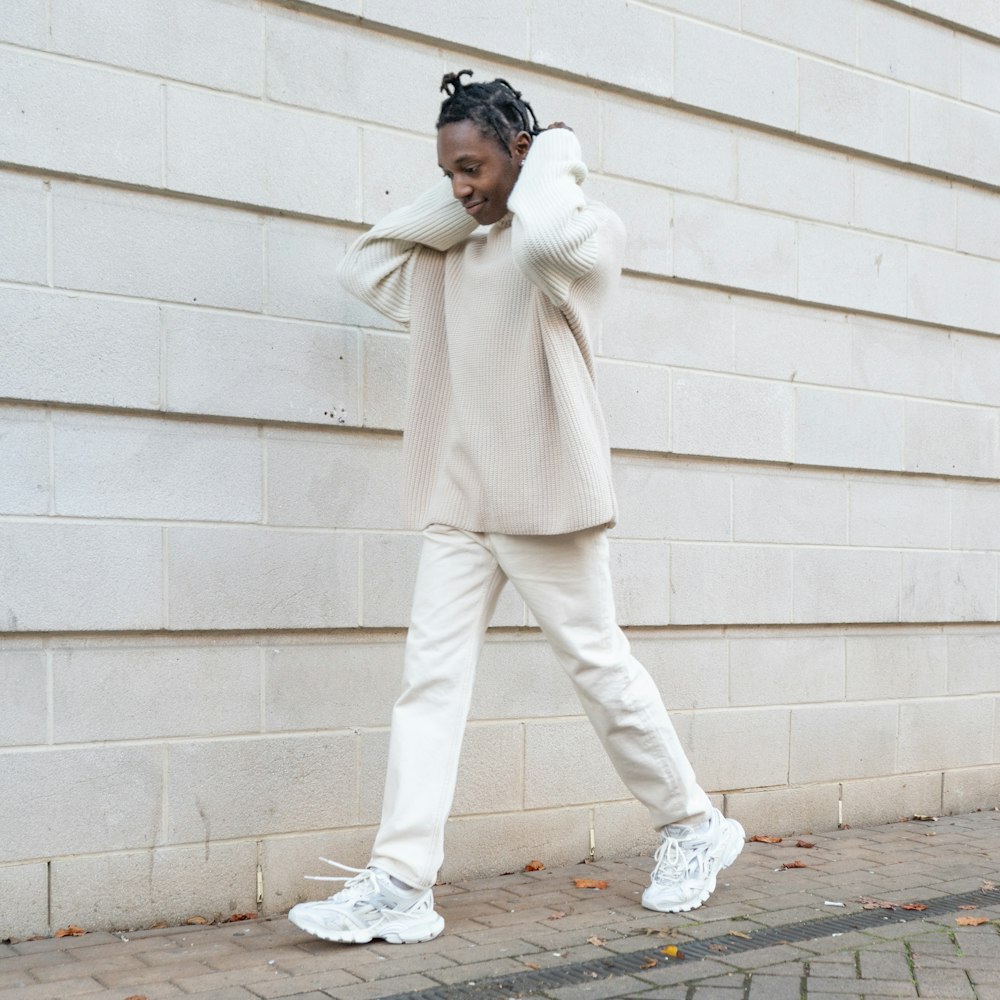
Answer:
[{"left": 437, "top": 69, "right": 542, "bottom": 157}]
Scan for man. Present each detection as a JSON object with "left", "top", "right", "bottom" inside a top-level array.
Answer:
[{"left": 288, "top": 70, "right": 744, "bottom": 945}]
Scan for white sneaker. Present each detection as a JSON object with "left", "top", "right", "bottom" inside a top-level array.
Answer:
[
  {"left": 288, "top": 859, "right": 444, "bottom": 944},
  {"left": 642, "top": 808, "right": 745, "bottom": 913}
]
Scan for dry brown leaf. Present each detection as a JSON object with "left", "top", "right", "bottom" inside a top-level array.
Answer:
[
  {"left": 587, "top": 935, "right": 606, "bottom": 946},
  {"left": 524, "top": 859, "right": 545, "bottom": 872},
  {"left": 708, "top": 942, "right": 728, "bottom": 953},
  {"left": 795, "top": 840, "right": 816, "bottom": 849},
  {"left": 750, "top": 835, "right": 782, "bottom": 844},
  {"left": 912, "top": 814, "right": 938, "bottom": 822},
  {"left": 547, "top": 911, "right": 566, "bottom": 920},
  {"left": 123, "top": 995, "right": 149, "bottom": 1000},
  {"left": 225, "top": 913, "right": 257, "bottom": 923},
  {"left": 523, "top": 962, "right": 541, "bottom": 971},
  {"left": 183, "top": 916, "right": 208, "bottom": 925},
  {"left": 54, "top": 925, "right": 86, "bottom": 938},
  {"left": 781, "top": 860, "right": 807, "bottom": 870},
  {"left": 573, "top": 878, "right": 609, "bottom": 890},
  {"left": 959, "top": 904, "right": 978, "bottom": 910},
  {"left": 642, "top": 926, "right": 677, "bottom": 937},
  {"left": 901, "top": 903, "right": 928, "bottom": 912},
  {"left": 730, "top": 931, "right": 752, "bottom": 940},
  {"left": 640, "top": 956, "right": 658, "bottom": 969},
  {"left": 662, "top": 945, "right": 685, "bottom": 960},
  {"left": 982, "top": 881, "right": 997, "bottom": 892},
  {"left": 956, "top": 916, "right": 990, "bottom": 927}
]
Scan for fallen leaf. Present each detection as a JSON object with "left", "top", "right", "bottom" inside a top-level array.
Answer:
[
  {"left": 123, "top": 995, "right": 149, "bottom": 1000},
  {"left": 901, "top": 904, "right": 928, "bottom": 912},
  {"left": 642, "top": 926, "right": 677, "bottom": 937},
  {"left": 225, "top": 913, "right": 257, "bottom": 923},
  {"left": 959, "top": 905, "right": 978, "bottom": 910},
  {"left": 795, "top": 840, "right": 816, "bottom": 849},
  {"left": 587, "top": 936, "right": 606, "bottom": 947},
  {"left": 523, "top": 962, "right": 541, "bottom": 971},
  {"left": 730, "top": 931, "right": 753, "bottom": 940},
  {"left": 547, "top": 911, "right": 566, "bottom": 920},
  {"left": 524, "top": 860, "right": 545, "bottom": 872},
  {"left": 781, "top": 860, "right": 807, "bottom": 869},
  {"left": 912, "top": 814, "right": 938, "bottom": 822},
  {"left": 662, "top": 945, "right": 685, "bottom": 959},
  {"left": 183, "top": 916, "right": 208, "bottom": 925},
  {"left": 573, "top": 879, "right": 609, "bottom": 890},
  {"left": 859, "top": 897, "right": 898, "bottom": 910},
  {"left": 750, "top": 835, "right": 782, "bottom": 844},
  {"left": 708, "top": 942, "right": 728, "bottom": 953},
  {"left": 956, "top": 916, "right": 990, "bottom": 927},
  {"left": 640, "top": 956, "right": 658, "bottom": 969},
  {"left": 982, "top": 881, "right": 997, "bottom": 892},
  {"left": 54, "top": 925, "right": 86, "bottom": 938}
]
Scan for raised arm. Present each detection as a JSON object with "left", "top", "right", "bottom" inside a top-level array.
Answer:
[
  {"left": 337, "top": 178, "right": 478, "bottom": 325},
  {"left": 507, "top": 127, "right": 600, "bottom": 307}
]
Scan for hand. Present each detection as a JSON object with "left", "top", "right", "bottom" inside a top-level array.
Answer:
[{"left": 545, "top": 121, "right": 573, "bottom": 132}]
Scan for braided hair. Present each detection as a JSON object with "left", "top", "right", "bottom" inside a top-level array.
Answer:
[{"left": 437, "top": 70, "right": 542, "bottom": 157}]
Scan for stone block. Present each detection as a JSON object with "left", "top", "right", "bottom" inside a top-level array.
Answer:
[
  {"left": 672, "top": 371, "right": 795, "bottom": 462},
  {"left": 50, "top": 841, "right": 258, "bottom": 933},
  {"left": 729, "top": 636, "right": 846, "bottom": 707},
  {"left": 582, "top": 174, "right": 673, "bottom": 276},
  {"left": 675, "top": 18, "right": 797, "bottom": 129},
  {"left": 612, "top": 456, "right": 730, "bottom": 542},
  {"left": 840, "top": 773, "right": 943, "bottom": 828},
  {"left": 961, "top": 35, "right": 1000, "bottom": 113},
  {"left": 602, "top": 275, "right": 734, "bottom": 372},
  {"left": 848, "top": 479, "right": 950, "bottom": 550},
  {"left": 629, "top": 635, "right": 730, "bottom": 711},
  {"left": 360, "top": 532, "right": 423, "bottom": 627},
  {"left": 799, "top": 59, "right": 909, "bottom": 160},
  {"left": 741, "top": 0, "right": 856, "bottom": 62},
  {"left": 845, "top": 634, "right": 948, "bottom": 701},
  {"left": 0, "top": 1, "right": 46, "bottom": 45},
  {"left": 0, "top": 406, "right": 49, "bottom": 515},
  {"left": 265, "top": 428, "right": 403, "bottom": 529},
  {"left": 609, "top": 539, "right": 670, "bottom": 626},
  {"left": 789, "top": 704, "right": 899, "bottom": 783},
  {"left": 0, "top": 746, "right": 163, "bottom": 863},
  {"left": 523, "top": 719, "right": 628, "bottom": 808},
  {"left": 910, "top": 89, "right": 1000, "bottom": 187},
  {"left": 0, "top": 863, "right": 48, "bottom": 940},
  {"left": 738, "top": 133, "right": 852, "bottom": 225},
  {"left": 733, "top": 472, "right": 847, "bottom": 545},
  {"left": 0, "top": 48, "right": 161, "bottom": 185},
  {"left": 361, "top": 332, "right": 408, "bottom": 432},
  {"left": 853, "top": 162, "right": 955, "bottom": 250},
  {"left": 798, "top": 223, "right": 908, "bottom": 317},
  {"left": 0, "top": 171, "right": 47, "bottom": 285},
  {"left": 686, "top": 707, "right": 790, "bottom": 791},
  {"left": 857, "top": 2, "right": 961, "bottom": 96},
  {"left": 593, "top": 799, "right": 659, "bottom": 861},
  {"left": 953, "top": 328, "right": 1000, "bottom": 407},
  {"left": 265, "top": 639, "right": 403, "bottom": 732},
  {"left": 732, "top": 296, "right": 852, "bottom": 386},
  {"left": 909, "top": 0, "right": 1000, "bottom": 41},
  {"left": 166, "top": 526, "right": 358, "bottom": 630},
  {"left": 51, "top": 645, "right": 260, "bottom": 742},
  {"left": 0, "top": 522, "right": 164, "bottom": 632},
  {"left": 53, "top": 183, "right": 263, "bottom": 311},
  {"left": 643, "top": 0, "right": 739, "bottom": 27},
  {"left": 166, "top": 86, "right": 360, "bottom": 219},
  {"left": 795, "top": 387, "right": 904, "bottom": 471},
  {"left": 956, "top": 186, "right": 1000, "bottom": 261},
  {"left": 901, "top": 552, "right": 997, "bottom": 623},
  {"left": 166, "top": 734, "right": 357, "bottom": 843},
  {"left": 726, "top": 784, "right": 841, "bottom": 837},
  {"left": 361, "top": 129, "right": 441, "bottom": 226},
  {"left": 897, "top": 697, "right": 995, "bottom": 772},
  {"left": 0, "top": 287, "right": 160, "bottom": 409},
  {"left": 50, "top": 0, "right": 264, "bottom": 95},
  {"left": 792, "top": 548, "right": 901, "bottom": 624},
  {"left": 0, "top": 650, "right": 47, "bottom": 747},
  {"left": 908, "top": 243, "right": 1000, "bottom": 334},
  {"left": 671, "top": 543, "right": 793, "bottom": 625},
  {"left": 850, "top": 317, "right": 953, "bottom": 400},
  {"left": 596, "top": 359, "right": 670, "bottom": 453},
  {"left": 904, "top": 399, "right": 1000, "bottom": 478},
  {"left": 456, "top": 723, "right": 525, "bottom": 817},
  {"left": 365, "top": 0, "right": 531, "bottom": 59},
  {"left": 532, "top": 0, "right": 672, "bottom": 98},
  {"left": 53, "top": 411, "right": 263, "bottom": 522},
  {"left": 673, "top": 195, "right": 797, "bottom": 297},
  {"left": 952, "top": 484, "right": 1000, "bottom": 550},
  {"left": 947, "top": 633, "right": 1000, "bottom": 695},
  {"left": 942, "top": 766, "right": 1000, "bottom": 814},
  {"left": 164, "top": 308, "right": 359, "bottom": 425}
]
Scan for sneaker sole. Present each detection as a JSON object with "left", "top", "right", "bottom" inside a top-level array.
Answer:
[
  {"left": 642, "top": 818, "right": 746, "bottom": 914},
  {"left": 288, "top": 908, "right": 445, "bottom": 945}
]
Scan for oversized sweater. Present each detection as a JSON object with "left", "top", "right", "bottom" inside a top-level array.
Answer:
[{"left": 337, "top": 128, "right": 626, "bottom": 535}]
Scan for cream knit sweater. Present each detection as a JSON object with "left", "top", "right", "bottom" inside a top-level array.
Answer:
[{"left": 338, "top": 128, "right": 626, "bottom": 535}]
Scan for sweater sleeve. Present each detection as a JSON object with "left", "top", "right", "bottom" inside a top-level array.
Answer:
[
  {"left": 337, "top": 177, "right": 478, "bottom": 324},
  {"left": 507, "top": 128, "right": 600, "bottom": 308}
]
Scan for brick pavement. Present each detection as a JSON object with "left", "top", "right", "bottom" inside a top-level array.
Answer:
[{"left": 2, "top": 810, "right": 998, "bottom": 999}]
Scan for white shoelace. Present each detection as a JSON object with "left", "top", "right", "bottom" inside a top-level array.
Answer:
[
  {"left": 650, "top": 835, "right": 710, "bottom": 885},
  {"left": 304, "top": 858, "right": 378, "bottom": 900}
]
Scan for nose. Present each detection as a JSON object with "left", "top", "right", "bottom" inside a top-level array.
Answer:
[{"left": 451, "top": 176, "right": 474, "bottom": 201}]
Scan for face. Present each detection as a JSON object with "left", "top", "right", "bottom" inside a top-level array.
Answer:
[{"left": 437, "top": 120, "right": 531, "bottom": 226}]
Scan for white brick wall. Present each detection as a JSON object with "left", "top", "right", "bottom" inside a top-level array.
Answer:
[{"left": 2, "top": 0, "right": 999, "bottom": 936}]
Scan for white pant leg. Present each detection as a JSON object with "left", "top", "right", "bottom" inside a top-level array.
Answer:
[
  {"left": 492, "top": 527, "right": 712, "bottom": 831},
  {"left": 369, "top": 525, "right": 507, "bottom": 889}
]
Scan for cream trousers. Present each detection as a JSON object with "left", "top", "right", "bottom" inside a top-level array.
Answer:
[{"left": 369, "top": 524, "right": 712, "bottom": 889}]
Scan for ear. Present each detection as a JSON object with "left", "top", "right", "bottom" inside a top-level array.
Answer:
[{"left": 511, "top": 130, "right": 532, "bottom": 162}]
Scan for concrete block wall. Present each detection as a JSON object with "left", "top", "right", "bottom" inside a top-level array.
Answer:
[{"left": 1, "top": 0, "right": 998, "bottom": 936}]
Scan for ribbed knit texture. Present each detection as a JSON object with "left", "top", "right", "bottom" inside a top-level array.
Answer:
[{"left": 338, "top": 129, "right": 626, "bottom": 535}]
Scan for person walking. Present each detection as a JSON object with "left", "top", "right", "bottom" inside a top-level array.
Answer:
[{"left": 288, "top": 70, "right": 744, "bottom": 946}]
